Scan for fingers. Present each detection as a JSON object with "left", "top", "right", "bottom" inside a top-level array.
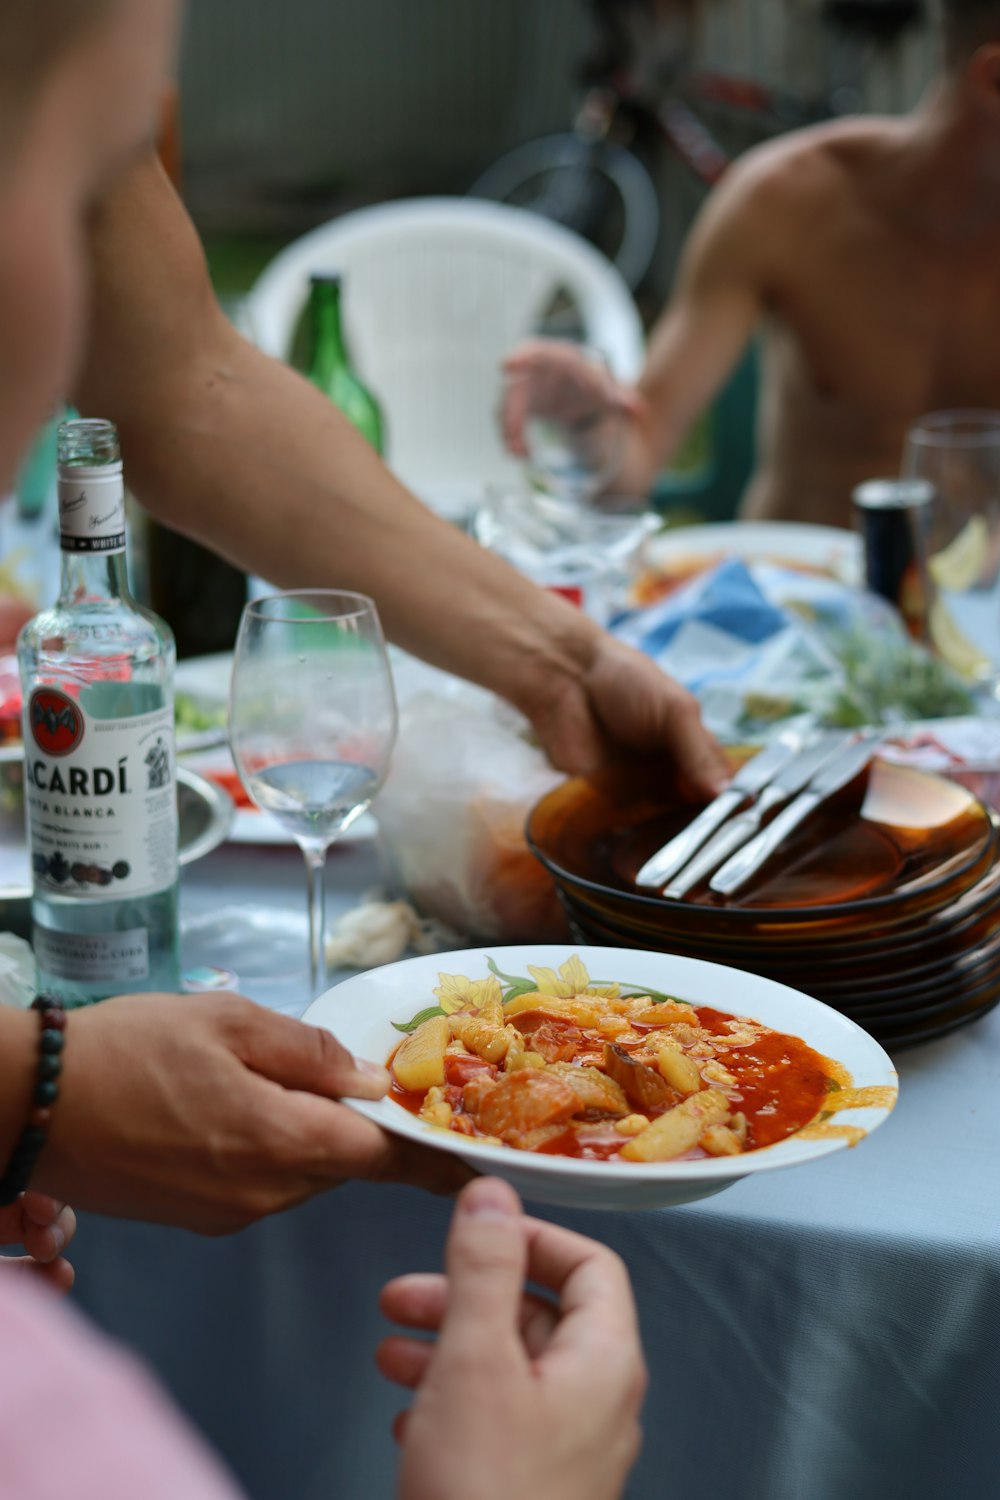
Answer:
[
  {"left": 500, "top": 369, "right": 531, "bottom": 456},
  {"left": 380, "top": 1271, "right": 560, "bottom": 1355},
  {"left": 379, "top": 1272, "right": 445, "bottom": 1328},
  {"left": 522, "top": 1216, "right": 637, "bottom": 1324},
  {"left": 376, "top": 1334, "right": 434, "bottom": 1389},
  {"left": 579, "top": 638, "right": 730, "bottom": 795},
  {"left": 436, "top": 1178, "right": 528, "bottom": 1359},
  {"left": 0, "top": 1195, "right": 77, "bottom": 1264},
  {"left": 657, "top": 688, "right": 730, "bottom": 799},
  {"left": 1, "top": 1254, "right": 76, "bottom": 1294},
  {"left": 234, "top": 1006, "right": 390, "bottom": 1100},
  {"left": 522, "top": 1218, "right": 644, "bottom": 1385},
  {"left": 21, "top": 1203, "right": 77, "bottom": 1266},
  {"left": 276, "top": 1091, "right": 473, "bottom": 1198}
]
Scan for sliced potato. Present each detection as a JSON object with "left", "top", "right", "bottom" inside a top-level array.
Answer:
[
  {"left": 392, "top": 1015, "right": 451, "bottom": 1092},
  {"left": 620, "top": 1089, "right": 730, "bottom": 1162},
  {"left": 656, "top": 1044, "right": 702, "bottom": 1096}
]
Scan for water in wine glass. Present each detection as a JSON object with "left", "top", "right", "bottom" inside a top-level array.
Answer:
[
  {"left": 229, "top": 589, "right": 397, "bottom": 996},
  {"left": 248, "top": 759, "right": 378, "bottom": 842}
]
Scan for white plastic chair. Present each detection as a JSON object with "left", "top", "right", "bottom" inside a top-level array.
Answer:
[{"left": 246, "top": 197, "right": 646, "bottom": 520}]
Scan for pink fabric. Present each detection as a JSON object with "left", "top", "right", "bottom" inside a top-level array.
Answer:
[{"left": 0, "top": 1271, "right": 244, "bottom": 1500}]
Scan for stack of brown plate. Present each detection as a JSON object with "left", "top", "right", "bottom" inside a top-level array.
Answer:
[{"left": 526, "top": 758, "right": 1000, "bottom": 1050}]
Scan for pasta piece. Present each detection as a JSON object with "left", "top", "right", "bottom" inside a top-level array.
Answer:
[
  {"left": 631, "top": 1002, "right": 695, "bottom": 1027},
  {"left": 506, "top": 1051, "right": 547, "bottom": 1071},
  {"left": 701, "top": 1060, "right": 738, "bottom": 1089},
  {"left": 451, "top": 1015, "right": 510, "bottom": 1064},
  {"left": 700, "top": 1125, "right": 743, "bottom": 1157},
  {"left": 503, "top": 1025, "right": 526, "bottom": 1059},
  {"left": 597, "top": 1015, "right": 632, "bottom": 1036},
  {"left": 620, "top": 1089, "right": 730, "bottom": 1162},
  {"left": 419, "top": 1086, "right": 453, "bottom": 1129}
]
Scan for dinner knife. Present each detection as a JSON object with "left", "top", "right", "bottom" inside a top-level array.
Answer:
[
  {"left": 661, "top": 731, "right": 853, "bottom": 900},
  {"left": 634, "top": 732, "right": 805, "bottom": 889},
  {"left": 708, "top": 734, "right": 880, "bottom": 897}
]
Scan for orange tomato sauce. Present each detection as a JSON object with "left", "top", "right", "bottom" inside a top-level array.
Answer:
[{"left": 390, "top": 1004, "right": 836, "bottom": 1163}]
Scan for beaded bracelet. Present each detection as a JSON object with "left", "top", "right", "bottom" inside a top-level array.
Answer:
[{"left": 0, "top": 995, "right": 66, "bottom": 1208}]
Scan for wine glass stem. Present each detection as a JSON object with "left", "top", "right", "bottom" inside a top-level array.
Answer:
[{"left": 302, "top": 842, "right": 329, "bottom": 995}]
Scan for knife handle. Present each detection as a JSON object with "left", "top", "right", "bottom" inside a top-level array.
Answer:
[
  {"left": 634, "top": 786, "right": 746, "bottom": 888},
  {"left": 709, "top": 792, "right": 820, "bottom": 896},
  {"left": 662, "top": 809, "right": 764, "bottom": 899}
]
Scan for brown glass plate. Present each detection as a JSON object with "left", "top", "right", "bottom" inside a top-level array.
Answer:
[
  {"left": 528, "top": 759, "right": 995, "bottom": 933},
  {"left": 564, "top": 884, "right": 1000, "bottom": 1003},
  {"left": 579, "top": 848, "right": 1000, "bottom": 977},
  {"left": 865, "top": 990, "right": 1000, "bottom": 1051},
  {"left": 560, "top": 840, "right": 1000, "bottom": 968}
]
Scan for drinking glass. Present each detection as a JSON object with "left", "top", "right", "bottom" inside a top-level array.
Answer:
[
  {"left": 229, "top": 591, "right": 397, "bottom": 995},
  {"left": 902, "top": 411, "right": 1000, "bottom": 692},
  {"left": 494, "top": 343, "right": 655, "bottom": 614},
  {"left": 505, "top": 342, "right": 629, "bottom": 508}
]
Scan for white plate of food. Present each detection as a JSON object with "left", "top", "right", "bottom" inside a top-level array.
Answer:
[
  {"left": 304, "top": 944, "right": 897, "bottom": 1210},
  {"left": 638, "top": 521, "right": 862, "bottom": 595}
]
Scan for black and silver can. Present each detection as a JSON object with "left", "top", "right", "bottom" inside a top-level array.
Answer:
[{"left": 852, "top": 478, "right": 934, "bottom": 639}]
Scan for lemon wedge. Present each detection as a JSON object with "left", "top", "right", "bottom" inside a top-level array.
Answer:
[
  {"left": 928, "top": 515, "right": 990, "bottom": 591},
  {"left": 928, "top": 597, "right": 992, "bottom": 679}
]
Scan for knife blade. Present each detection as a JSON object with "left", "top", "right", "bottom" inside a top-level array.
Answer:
[
  {"left": 633, "top": 732, "right": 804, "bottom": 889},
  {"left": 661, "top": 732, "right": 853, "bottom": 899},
  {"left": 708, "top": 735, "right": 880, "bottom": 897}
]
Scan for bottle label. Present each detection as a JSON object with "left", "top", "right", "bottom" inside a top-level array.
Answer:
[
  {"left": 22, "top": 692, "right": 177, "bottom": 900},
  {"left": 58, "top": 463, "right": 126, "bottom": 554},
  {"left": 32, "top": 923, "right": 150, "bottom": 985}
]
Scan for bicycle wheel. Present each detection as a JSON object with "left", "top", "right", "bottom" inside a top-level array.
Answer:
[{"left": 469, "top": 132, "right": 661, "bottom": 291}]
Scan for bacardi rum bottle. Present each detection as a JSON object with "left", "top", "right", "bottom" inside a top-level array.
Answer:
[{"left": 17, "top": 419, "right": 180, "bottom": 1004}]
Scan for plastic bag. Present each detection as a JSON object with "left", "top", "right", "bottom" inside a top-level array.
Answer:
[{"left": 376, "top": 663, "right": 569, "bottom": 943}]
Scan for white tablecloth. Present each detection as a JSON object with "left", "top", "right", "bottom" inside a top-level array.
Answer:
[{"left": 67, "top": 836, "right": 1000, "bottom": 1500}]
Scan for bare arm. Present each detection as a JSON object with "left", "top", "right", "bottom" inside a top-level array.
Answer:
[
  {"left": 73, "top": 157, "right": 726, "bottom": 790},
  {"left": 618, "top": 159, "right": 777, "bottom": 493},
  {"left": 502, "top": 154, "right": 774, "bottom": 497}
]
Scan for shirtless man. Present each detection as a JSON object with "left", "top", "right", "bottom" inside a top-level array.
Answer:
[{"left": 502, "top": 0, "right": 1000, "bottom": 528}]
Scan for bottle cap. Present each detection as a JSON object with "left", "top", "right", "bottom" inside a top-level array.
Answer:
[{"left": 852, "top": 478, "right": 934, "bottom": 511}]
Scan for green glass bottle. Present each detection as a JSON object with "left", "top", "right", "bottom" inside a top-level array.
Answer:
[{"left": 305, "top": 274, "right": 385, "bottom": 454}]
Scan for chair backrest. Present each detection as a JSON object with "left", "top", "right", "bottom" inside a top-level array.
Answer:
[{"left": 246, "top": 197, "right": 646, "bottom": 518}]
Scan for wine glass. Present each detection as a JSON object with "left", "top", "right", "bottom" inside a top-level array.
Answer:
[
  {"left": 505, "top": 341, "right": 629, "bottom": 509},
  {"left": 492, "top": 342, "right": 656, "bottom": 616},
  {"left": 902, "top": 411, "right": 1000, "bottom": 692},
  {"left": 229, "top": 590, "right": 397, "bottom": 996}
]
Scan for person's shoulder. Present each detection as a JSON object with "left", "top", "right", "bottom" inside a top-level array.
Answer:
[{"left": 719, "top": 116, "right": 899, "bottom": 219}]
